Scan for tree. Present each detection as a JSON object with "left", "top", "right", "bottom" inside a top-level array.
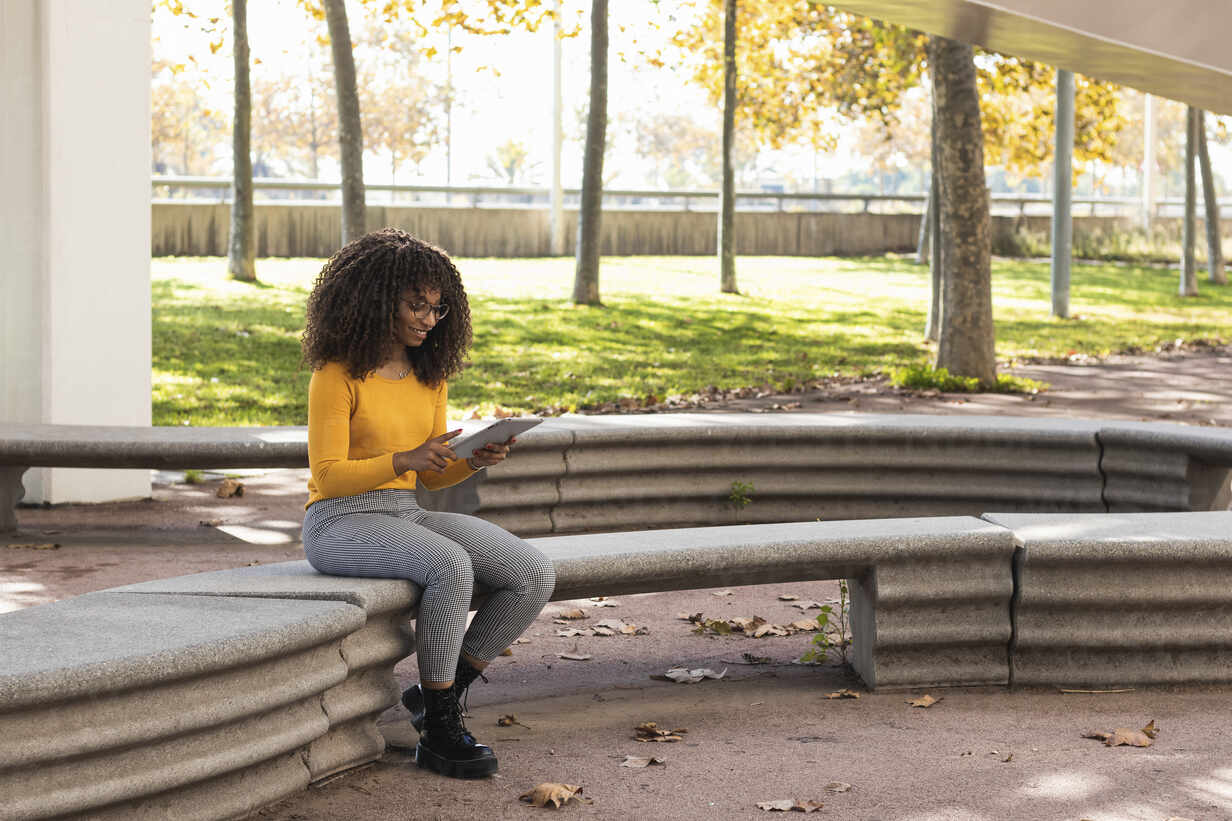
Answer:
[
  {"left": 1196, "top": 110, "right": 1228, "bottom": 284},
  {"left": 484, "top": 138, "right": 536, "bottom": 184},
  {"left": 1181, "top": 105, "right": 1199, "bottom": 297},
  {"left": 228, "top": 0, "right": 256, "bottom": 282},
  {"left": 573, "top": 0, "right": 607, "bottom": 306},
  {"left": 150, "top": 61, "right": 228, "bottom": 176},
  {"left": 930, "top": 35, "right": 995, "bottom": 385},
  {"left": 718, "top": 0, "right": 737, "bottom": 294},
  {"left": 322, "top": 0, "right": 366, "bottom": 243}
]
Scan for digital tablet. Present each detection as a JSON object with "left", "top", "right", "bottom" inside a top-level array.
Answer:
[{"left": 450, "top": 417, "right": 543, "bottom": 459}]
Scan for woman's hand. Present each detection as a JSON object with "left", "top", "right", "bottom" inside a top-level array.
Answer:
[
  {"left": 467, "top": 436, "right": 516, "bottom": 470},
  {"left": 395, "top": 429, "right": 462, "bottom": 475}
]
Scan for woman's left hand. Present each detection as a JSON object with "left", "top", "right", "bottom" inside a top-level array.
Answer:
[{"left": 467, "top": 436, "right": 516, "bottom": 469}]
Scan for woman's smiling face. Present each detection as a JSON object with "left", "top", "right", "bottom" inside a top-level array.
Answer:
[{"left": 394, "top": 287, "right": 444, "bottom": 348}]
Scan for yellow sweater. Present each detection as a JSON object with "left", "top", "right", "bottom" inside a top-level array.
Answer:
[{"left": 306, "top": 361, "right": 476, "bottom": 507}]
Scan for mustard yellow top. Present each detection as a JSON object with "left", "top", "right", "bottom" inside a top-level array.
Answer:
[{"left": 306, "top": 360, "right": 476, "bottom": 508}]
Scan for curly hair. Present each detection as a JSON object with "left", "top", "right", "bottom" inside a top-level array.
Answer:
[{"left": 301, "top": 228, "right": 473, "bottom": 386}]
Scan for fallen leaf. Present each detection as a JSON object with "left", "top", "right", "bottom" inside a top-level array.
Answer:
[
  {"left": 634, "top": 721, "right": 687, "bottom": 742},
  {"left": 742, "top": 653, "right": 772, "bottom": 664},
  {"left": 752, "top": 623, "right": 789, "bottom": 638},
  {"left": 756, "top": 799, "right": 824, "bottom": 812},
  {"left": 1002, "top": 752, "right": 1014, "bottom": 763},
  {"left": 588, "top": 597, "right": 620, "bottom": 607},
  {"left": 216, "top": 478, "right": 244, "bottom": 498},
  {"left": 620, "top": 755, "right": 666, "bottom": 768},
  {"left": 519, "top": 783, "right": 590, "bottom": 808},
  {"left": 198, "top": 519, "right": 223, "bottom": 527},
  {"left": 778, "top": 594, "right": 799, "bottom": 601},
  {"left": 661, "top": 666, "right": 727, "bottom": 683},
  {"left": 1081, "top": 727, "right": 1154, "bottom": 748},
  {"left": 592, "top": 626, "right": 616, "bottom": 636},
  {"left": 557, "top": 651, "right": 592, "bottom": 661},
  {"left": 791, "top": 601, "right": 824, "bottom": 610},
  {"left": 1141, "top": 719, "right": 1159, "bottom": 739},
  {"left": 5, "top": 542, "right": 60, "bottom": 550},
  {"left": 906, "top": 695, "right": 941, "bottom": 708},
  {"left": 514, "top": 637, "right": 532, "bottom": 644},
  {"left": 824, "top": 690, "right": 861, "bottom": 700},
  {"left": 824, "top": 782, "right": 851, "bottom": 793},
  {"left": 789, "top": 620, "right": 818, "bottom": 632},
  {"left": 556, "top": 628, "right": 592, "bottom": 637},
  {"left": 556, "top": 607, "right": 587, "bottom": 620},
  {"left": 712, "top": 589, "right": 734, "bottom": 597},
  {"left": 594, "top": 618, "right": 641, "bottom": 635},
  {"left": 498, "top": 714, "right": 531, "bottom": 728}
]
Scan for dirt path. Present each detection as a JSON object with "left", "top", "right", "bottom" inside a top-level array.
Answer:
[{"left": 5, "top": 347, "right": 1232, "bottom": 820}]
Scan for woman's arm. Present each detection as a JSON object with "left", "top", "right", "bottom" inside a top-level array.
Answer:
[{"left": 418, "top": 381, "right": 478, "bottom": 490}]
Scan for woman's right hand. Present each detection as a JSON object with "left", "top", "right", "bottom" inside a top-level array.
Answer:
[{"left": 394, "top": 429, "right": 462, "bottom": 475}]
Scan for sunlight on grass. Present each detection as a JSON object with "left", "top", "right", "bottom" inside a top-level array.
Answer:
[{"left": 150, "top": 255, "right": 1232, "bottom": 426}]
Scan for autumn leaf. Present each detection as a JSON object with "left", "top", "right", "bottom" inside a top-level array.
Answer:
[
  {"left": 555, "top": 607, "right": 587, "bottom": 620},
  {"left": 790, "top": 620, "right": 818, "bottom": 632},
  {"left": 594, "top": 618, "right": 642, "bottom": 635},
  {"left": 778, "top": 594, "right": 799, "bottom": 601},
  {"left": 557, "top": 651, "right": 592, "bottom": 661},
  {"left": 659, "top": 666, "right": 727, "bottom": 684},
  {"left": 824, "top": 689, "right": 861, "bottom": 700},
  {"left": 5, "top": 542, "right": 60, "bottom": 550},
  {"left": 792, "top": 601, "right": 824, "bottom": 611},
  {"left": 634, "top": 721, "right": 687, "bottom": 742},
  {"left": 588, "top": 597, "right": 620, "bottom": 607},
  {"left": 1081, "top": 725, "right": 1155, "bottom": 747},
  {"left": 216, "top": 478, "right": 244, "bottom": 498},
  {"left": 825, "top": 782, "right": 852, "bottom": 793},
  {"left": 712, "top": 589, "right": 734, "bottom": 597},
  {"left": 621, "top": 755, "right": 666, "bottom": 768},
  {"left": 1141, "top": 720, "right": 1160, "bottom": 739},
  {"left": 556, "top": 627, "right": 591, "bottom": 637},
  {"left": 519, "top": 783, "right": 590, "bottom": 808},
  {"left": 756, "top": 798, "right": 824, "bottom": 812},
  {"left": 498, "top": 714, "right": 531, "bottom": 728},
  {"left": 906, "top": 695, "right": 942, "bottom": 708}
]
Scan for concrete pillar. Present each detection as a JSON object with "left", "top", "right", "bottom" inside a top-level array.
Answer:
[
  {"left": 0, "top": 0, "right": 152, "bottom": 503},
  {"left": 1051, "top": 68, "right": 1074, "bottom": 319},
  {"left": 1143, "top": 93, "right": 1157, "bottom": 229},
  {"left": 549, "top": 0, "right": 565, "bottom": 256}
]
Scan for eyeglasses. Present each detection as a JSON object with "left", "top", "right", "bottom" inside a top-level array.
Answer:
[{"left": 400, "top": 299, "right": 450, "bottom": 321}]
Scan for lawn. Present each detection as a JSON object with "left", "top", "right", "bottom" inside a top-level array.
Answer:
[{"left": 152, "top": 255, "right": 1232, "bottom": 426}]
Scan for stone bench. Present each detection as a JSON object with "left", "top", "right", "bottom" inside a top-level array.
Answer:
[
  {"left": 5, "top": 414, "right": 1231, "bottom": 534},
  {"left": 1, "top": 514, "right": 1013, "bottom": 819},
  {"left": 6, "top": 509, "right": 1232, "bottom": 817}
]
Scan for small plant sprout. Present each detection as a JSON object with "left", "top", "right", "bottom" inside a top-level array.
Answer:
[
  {"left": 182, "top": 469, "right": 204, "bottom": 485},
  {"left": 801, "top": 579, "right": 852, "bottom": 665},
  {"left": 728, "top": 480, "right": 754, "bottom": 509}
]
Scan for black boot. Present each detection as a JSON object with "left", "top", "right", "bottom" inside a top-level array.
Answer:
[
  {"left": 402, "top": 657, "right": 487, "bottom": 735},
  {"left": 414, "top": 686, "right": 498, "bottom": 779}
]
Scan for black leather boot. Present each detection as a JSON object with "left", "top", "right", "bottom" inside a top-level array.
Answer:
[
  {"left": 414, "top": 685, "right": 498, "bottom": 779},
  {"left": 402, "top": 657, "right": 487, "bottom": 735}
]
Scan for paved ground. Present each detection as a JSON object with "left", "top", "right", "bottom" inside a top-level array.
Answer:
[{"left": 5, "top": 347, "right": 1232, "bottom": 820}]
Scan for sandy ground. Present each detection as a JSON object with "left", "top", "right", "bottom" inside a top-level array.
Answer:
[{"left": 5, "top": 347, "right": 1232, "bottom": 820}]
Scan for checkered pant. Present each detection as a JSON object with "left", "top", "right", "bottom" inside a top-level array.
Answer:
[{"left": 303, "top": 489, "right": 555, "bottom": 683}]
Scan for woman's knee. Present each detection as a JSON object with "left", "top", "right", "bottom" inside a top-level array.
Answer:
[
  {"left": 523, "top": 548, "right": 556, "bottom": 604},
  {"left": 425, "top": 543, "right": 474, "bottom": 590}
]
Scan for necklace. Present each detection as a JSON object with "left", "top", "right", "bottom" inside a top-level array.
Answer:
[{"left": 395, "top": 366, "right": 410, "bottom": 379}]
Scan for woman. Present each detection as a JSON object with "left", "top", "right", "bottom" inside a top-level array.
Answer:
[{"left": 300, "top": 228, "right": 555, "bottom": 780}]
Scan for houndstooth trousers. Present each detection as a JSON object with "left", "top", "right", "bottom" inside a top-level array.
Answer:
[{"left": 303, "top": 488, "right": 555, "bottom": 683}]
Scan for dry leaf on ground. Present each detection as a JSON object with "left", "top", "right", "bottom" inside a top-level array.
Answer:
[
  {"left": 906, "top": 694, "right": 942, "bottom": 708},
  {"left": 5, "top": 542, "right": 60, "bottom": 550},
  {"left": 216, "top": 478, "right": 244, "bottom": 498},
  {"left": 824, "top": 782, "right": 851, "bottom": 793},
  {"left": 634, "top": 721, "right": 687, "bottom": 742},
  {"left": 556, "top": 628, "right": 592, "bottom": 638},
  {"left": 588, "top": 597, "right": 619, "bottom": 607},
  {"left": 555, "top": 607, "right": 587, "bottom": 620},
  {"left": 778, "top": 593, "right": 799, "bottom": 601},
  {"left": 498, "top": 714, "right": 531, "bottom": 728},
  {"left": 756, "top": 799, "right": 824, "bottom": 812},
  {"left": 712, "top": 589, "right": 734, "bottom": 597},
  {"left": 621, "top": 755, "right": 666, "bottom": 768},
  {"left": 557, "top": 651, "right": 592, "bottom": 661},
  {"left": 499, "top": 647, "right": 513, "bottom": 656},
  {"left": 519, "top": 783, "right": 590, "bottom": 808},
  {"left": 660, "top": 666, "right": 727, "bottom": 683},
  {"left": 514, "top": 637, "right": 531, "bottom": 644},
  {"left": 789, "top": 620, "right": 818, "bottom": 631},
  {"left": 1141, "top": 719, "right": 1159, "bottom": 739},
  {"left": 198, "top": 519, "right": 223, "bottom": 527},
  {"left": 1082, "top": 725, "right": 1155, "bottom": 747},
  {"left": 824, "top": 689, "right": 861, "bottom": 699},
  {"left": 594, "top": 618, "right": 644, "bottom": 635},
  {"left": 678, "top": 612, "right": 703, "bottom": 621},
  {"left": 791, "top": 601, "right": 824, "bottom": 610}
]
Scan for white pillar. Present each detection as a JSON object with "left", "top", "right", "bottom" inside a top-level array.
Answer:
[
  {"left": 549, "top": 0, "right": 565, "bottom": 256},
  {"left": 0, "top": 0, "right": 152, "bottom": 504},
  {"left": 1143, "top": 93, "right": 1157, "bottom": 229}
]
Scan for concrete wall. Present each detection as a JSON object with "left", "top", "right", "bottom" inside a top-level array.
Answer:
[
  {"left": 0, "top": 1, "right": 152, "bottom": 504},
  {"left": 152, "top": 202, "right": 923, "bottom": 258}
]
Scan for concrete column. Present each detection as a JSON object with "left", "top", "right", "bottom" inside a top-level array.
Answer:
[
  {"left": 0, "top": 0, "right": 152, "bottom": 503},
  {"left": 1051, "top": 68, "right": 1074, "bottom": 319},
  {"left": 549, "top": 0, "right": 565, "bottom": 256},
  {"left": 1143, "top": 93, "right": 1157, "bottom": 229}
]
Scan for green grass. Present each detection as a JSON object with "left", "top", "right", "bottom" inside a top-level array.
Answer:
[{"left": 151, "top": 255, "right": 1232, "bottom": 426}]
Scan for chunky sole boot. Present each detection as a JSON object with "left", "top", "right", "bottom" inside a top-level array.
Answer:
[
  {"left": 402, "top": 659, "right": 486, "bottom": 736},
  {"left": 415, "top": 685, "right": 498, "bottom": 779}
]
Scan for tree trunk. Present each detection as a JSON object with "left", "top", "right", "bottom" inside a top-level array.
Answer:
[
  {"left": 323, "top": 0, "right": 365, "bottom": 244},
  {"left": 1050, "top": 68, "right": 1074, "bottom": 318},
  {"left": 1197, "top": 110, "right": 1228, "bottom": 284},
  {"left": 924, "top": 97, "right": 941, "bottom": 342},
  {"left": 228, "top": 0, "right": 256, "bottom": 282},
  {"left": 572, "top": 0, "right": 607, "bottom": 306},
  {"left": 1181, "top": 105, "right": 1199, "bottom": 297},
  {"left": 717, "top": 0, "right": 738, "bottom": 294},
  {"left": 916, "top": 178, "right": 932, "bottom": 265},
  {"left": 929, "top": 36, "right": 995, "bottom": 385}
]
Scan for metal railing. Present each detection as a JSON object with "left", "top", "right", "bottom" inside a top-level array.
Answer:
[{"left": 151, "top": 176, "right": 1222, "bottom": 218}]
